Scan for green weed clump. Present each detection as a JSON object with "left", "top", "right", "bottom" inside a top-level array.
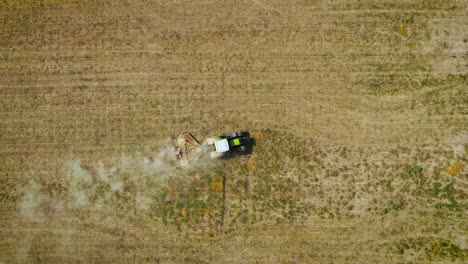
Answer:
[
  {"left": 393, "top": 237, "right": 467, "bottom": 261},
  {"left": 426, "top": 240, "right": 466, "bottom": 261},
  {"left": 404, "top": 164, "right": 425, "bottom": 186}
]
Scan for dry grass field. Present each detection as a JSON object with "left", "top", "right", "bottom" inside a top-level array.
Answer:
[{"left": 1, "top": 0, "right": 467, "bottom": 263}]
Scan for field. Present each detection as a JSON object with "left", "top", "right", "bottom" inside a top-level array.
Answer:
[{"left": 0, "top": 0, "right": 467, "bottom": 263}]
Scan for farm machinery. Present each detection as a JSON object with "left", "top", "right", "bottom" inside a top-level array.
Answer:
[{"left": 172, "top": 132, "right": 253, "bottom": 167}]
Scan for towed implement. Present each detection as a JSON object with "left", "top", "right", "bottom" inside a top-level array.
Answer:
[{"left": 172, "top": 132, "right": 204, "bottom": 167}]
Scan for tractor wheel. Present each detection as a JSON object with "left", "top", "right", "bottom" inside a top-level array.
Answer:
[
  {"left": 239, "top": 132, "right": 248, "bottom": 137},
  {"left": 231, "top": 131, "right": 245, "bottom": 138},
  {"left": 206, "top": 137, "right": 217, "bottom": 145}
]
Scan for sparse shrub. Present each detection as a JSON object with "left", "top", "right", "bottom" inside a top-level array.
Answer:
[
  {"left": 385, "top": 86, "right": 399, "bottom": 95},
  {"left": 326, "top": 170, "right": 338, "bottom": 177},
  {"left": 181, "top": 208, "right": 188, "bottom": 218},
  {"left": 445, "top": 161, "right": 463, "bottom": 176},
  {"left": 430, "top": 182, "right": 442, "bottom": 197},
  {"left": 404, "top": 164, "right": 425, "bottom": 186},
  {"left": 382, "top": 179, "right": 393, "bottom": 192},
  {"left": 426, "top": 240, "right": 466, "bottom": 261},
  {"left": 397, "top": 23, "right": 407, "bottom": 36},
  {"left": 383, "top": 196, "right": 405, "bottom": 214},
  {"left": 210, "top": 180, "right": 223, "bottom": 193},
  {"left": 318, "top": 207, "right": 333, "bottom": 219},
  {"left": 246, "top": 161, "right": 256, "bottom": 171},
  {"left": 434, "top": 181, "right": 461, "bottom": 211}
]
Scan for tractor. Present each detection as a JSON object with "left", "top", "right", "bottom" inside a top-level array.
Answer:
[
  {"left": 173, "top": 132, "right": 252, "bottom": 167},
  {"left": 205, "top": 132, "right": 251, "bottom": 159}
]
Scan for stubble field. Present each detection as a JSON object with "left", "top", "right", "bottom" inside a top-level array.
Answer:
[{"left": 1, "top": 0, "right": 467, "bottom": 263}]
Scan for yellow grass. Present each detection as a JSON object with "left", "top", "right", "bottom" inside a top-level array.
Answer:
[{"left": 0, "top": 0, "right": 467, "bottom": 263}]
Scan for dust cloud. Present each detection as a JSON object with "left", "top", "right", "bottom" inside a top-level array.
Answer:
[
  {"left": 19, "top": 180, "right": 46, "bottom": 223},
  {"left": 15, "top": 141, "right": 207, "bottom": 261}
]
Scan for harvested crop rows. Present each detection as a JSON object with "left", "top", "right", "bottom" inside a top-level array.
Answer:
[{"left": 1, "top": 0, "right": 467, "bottom": 263}]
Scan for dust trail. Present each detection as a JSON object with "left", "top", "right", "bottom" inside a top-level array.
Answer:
[
  {"left": 17, "top": 180, "right": 46, "bottom": 262},
  {"left": 15, "top": 231, "right": 32, "bottom": 263},
  {"left": 96, "top": 161, "right": 122, "bottom": 192},
  {"left": 55, "top": 222, "right": 76, "bottom": 262},
  {"left": 15, "top": 140, "right": 213, "bottom": 260},
  {"left": 19, "top": 180, "right": 45, "bottom": 223},
  {"left": 67, "top": 160, "right": 91, "bottom": 207},
  {"left": 17, "top": 139, "right": 214, "bottom": 222},
  {"left": 10, "top": 136, "right": 214, "bottom": 261}
]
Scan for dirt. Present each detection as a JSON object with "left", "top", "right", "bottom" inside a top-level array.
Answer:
[{"left": 1, "top": 0, "right": 467, "bottom": 263}]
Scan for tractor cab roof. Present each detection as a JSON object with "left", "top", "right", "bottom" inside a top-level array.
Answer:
[{"left": 214, "top": 138, "right": 230, "bottom": 153}]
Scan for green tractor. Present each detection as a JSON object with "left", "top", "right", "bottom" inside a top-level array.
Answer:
[
  {"left": 206, "top": 131, "right": 252, "bottom": 159},
  {"left": 173, "top": 131, "right": 252, "bottom": 167}
]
